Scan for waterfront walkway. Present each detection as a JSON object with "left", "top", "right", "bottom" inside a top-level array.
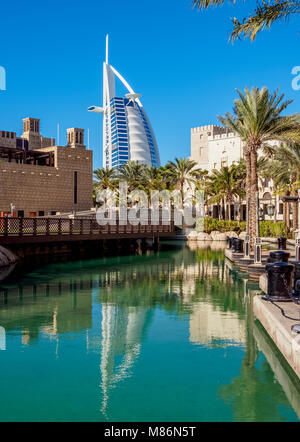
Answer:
[{"left": 225, "top": 247, "right": 296, "bottom": 280}]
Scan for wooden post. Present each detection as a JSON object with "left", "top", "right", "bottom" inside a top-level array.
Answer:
[
  {"left": 4, "top": 218, "right": 8, "bottom": 237},
  {"left": 58, "top": 219, "right": 62, "bottom": 235},
  {"left": 19, "top": 218, "right": 23, "bottom": 237},
  {"left": 46, "top": 219, "right": 50, "bottom": 236},
  {"left": 33, "top": 218, "right": 37, "bottom": 236}
]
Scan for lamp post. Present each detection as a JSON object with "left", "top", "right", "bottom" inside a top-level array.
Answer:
[
  {"left": 281, "top": 196, "right": 300, "bottom": 259},
  {"left": 10, "top": 203, "right": 15, "bottom": 217},
  {"left": 296, "top": 237, "right": 300, "bottom": 261},
  {"left": 255, "top": 193, "right": 262, "bottom": 264},
  {"left": 259, "top": 207, "right": 264, "bottom": 221},
  {"left": 267, "top": 202, "right": 275, "bottom": 218},
  {"left": 244, "top": 196, "right": 251, "bottom": 258}
]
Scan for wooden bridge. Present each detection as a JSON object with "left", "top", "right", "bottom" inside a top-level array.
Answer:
[{"left": 0, "top": 216, "right": 175, "bottom": 245}]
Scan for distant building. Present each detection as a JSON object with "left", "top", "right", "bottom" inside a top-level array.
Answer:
[
  {"left": 88, "top": 35, "right": 160, "bottom": 169},
  {"left": 191, "top": 125, "right": 243, "bottom": 173},
  {"left": 0, "top": 118, "right": 93, "bottom": 217},
  {"left": 191, "top": 124, "right": 284, "bottom": 222}
]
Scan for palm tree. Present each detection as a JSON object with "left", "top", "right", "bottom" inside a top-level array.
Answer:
[
  {"left": 205, "top": 173, "right": 226, "bottom": 219},
  {"left": 93, "top": 168, "right": 117, "bottom": 206},
  {"left": 264, "top": 143, "right": 300, "bottom": 230},
  {"left": 192, "top": 0, "right": 300, "bottom": 41},
  {"left": 118, "top": 161, "right": 147, "bottom": 192},
  {"left": 232, "top": 159, "right": 247, "bottom": 221},
  {"left": 142, "top": 166, "right": 170, "bottom": 192},
  {"left": 166, "top": 157, "right": 200, "bottom": 200},
  {"left": 93, "top": 168, "right": 116, "bottom": 191},
  {"left": 194, "top": 169, "right": 210, "bottom": 216},
  {"left": 219, "top": 87, "right": 299, "bottom": 245},
  {"left": 207, "top": 165, "right": 245, "bottom": 220}
]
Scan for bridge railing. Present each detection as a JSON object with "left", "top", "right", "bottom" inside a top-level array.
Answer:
[{"left": 0, "top": 216, "right": 174, "bottom": 238}]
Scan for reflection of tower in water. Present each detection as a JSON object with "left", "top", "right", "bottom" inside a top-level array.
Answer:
[{"left": 100, "top": 303, "right": 153, "bottom": 418}]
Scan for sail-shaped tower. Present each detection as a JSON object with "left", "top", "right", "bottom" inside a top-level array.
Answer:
[{"left": 88, "top": 36, "right": 161, "bottom": 169}]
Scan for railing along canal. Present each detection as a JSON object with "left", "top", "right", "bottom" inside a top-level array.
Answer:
[{"left": 0, "top": 216, "right": 175, "bottom": 243}]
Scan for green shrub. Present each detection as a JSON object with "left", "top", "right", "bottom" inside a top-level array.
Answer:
[
  {"left": 196, "top": 218, "right": 289, "bottom": 238},
  {"left": 259, "top": 221, "right": 289, "bottom": 238},
  {"left": 196, "top": 218, "right": 246, "bottom": 234}
]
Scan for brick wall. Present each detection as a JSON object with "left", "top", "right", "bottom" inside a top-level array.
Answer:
[{"left": 0, "top": 146, "right": 93, "bottom": 216}]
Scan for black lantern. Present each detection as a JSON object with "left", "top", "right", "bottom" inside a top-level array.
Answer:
[
  {"left": 259, "top": 207, "right": 264, "bottom": 219},
  {"left": 267, "top": 204, "right": 275, "bottom": 216}
]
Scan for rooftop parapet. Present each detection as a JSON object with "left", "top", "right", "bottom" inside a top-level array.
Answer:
[
  {"left": 210, "top": 132, "right": 236, "bottom": 140},
  {"left": 191, "top": 125, "right": 228, "bottom": 135}
]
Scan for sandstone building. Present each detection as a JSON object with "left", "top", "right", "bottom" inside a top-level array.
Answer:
[
  {"left": 190, "top": 124, "right": 285, "bottom": 223},
  {"left": 0, "top": 118, "right": 93, "bottom": 217}
]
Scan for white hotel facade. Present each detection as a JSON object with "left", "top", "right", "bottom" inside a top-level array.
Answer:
[
  {"left": 89, "top": 36, "right": 160, "bottom": 170},
  {"left": 190, "top": 124, "right": 284, "bottom": 222}
]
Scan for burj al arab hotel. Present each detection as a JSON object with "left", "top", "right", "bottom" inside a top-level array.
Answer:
[{"left": 88, "top": 36, "right": 161, "bottom": 169}]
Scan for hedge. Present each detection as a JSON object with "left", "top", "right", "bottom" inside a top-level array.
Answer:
[{"left": 196, "top": 218, "right": 289, "bottom": 237}]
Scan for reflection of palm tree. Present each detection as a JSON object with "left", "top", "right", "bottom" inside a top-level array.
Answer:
[{"left": 218, "top": 294, "right": 292, "bottom": 422}]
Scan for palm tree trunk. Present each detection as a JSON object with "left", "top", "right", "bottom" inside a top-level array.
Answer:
[
  {"left": 283, "top": 198, "right": 287, "bottom": 225},
  {"left": 284, "top": 191, "right": 291, "bottom": 230},
  {"left": 228, "top": 197, "right": 233, "bottom": 221},
  {"left": 238, "top": 196, "right": 242, "bottom": 222},
  {"left": 287, "top": 203, "right": 291, "bottom": 229},
  {"left": 244, "top": 150, "right": 251, "bottom": 234},
  {"left": 293, "top": 190, "right": 298, "bottom": 230},
  {"left": 249, "top": 149, "right": 259, "bottom": 247}
]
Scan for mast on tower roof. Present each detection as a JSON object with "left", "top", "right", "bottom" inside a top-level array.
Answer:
[{"left": 106, "top": 34, "right": 109, "bottom": 65}]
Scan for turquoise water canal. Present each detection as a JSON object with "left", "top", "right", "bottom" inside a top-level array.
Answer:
[{"left": 0, "top": 241, "right": 299, "bottom": 422}]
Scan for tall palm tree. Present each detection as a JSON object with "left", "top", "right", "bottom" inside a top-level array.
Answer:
[
  {"left": 264, "top": 143, "right": 300, "bottom": 230},
  {"left": 192, "top": 0, "right": 300, "bottom": 41},
  {"left": 219, "top": 86, "right": 299, "bottom": 245},
  {"left": 166, "top": 157, "right": 200, "bottom": 200}
]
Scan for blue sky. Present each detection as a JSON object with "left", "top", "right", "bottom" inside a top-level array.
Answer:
[{"left": 0, "top": 0, "right": 299, "bottom": 169}]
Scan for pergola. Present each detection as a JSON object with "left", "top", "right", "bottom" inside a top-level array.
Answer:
[{"left": 0, "top": 145, "right": 54, "bottom": 167}]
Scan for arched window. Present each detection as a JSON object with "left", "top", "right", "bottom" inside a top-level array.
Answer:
[{"left": 262, "top": 192, "right": 272, "bottom": 201}]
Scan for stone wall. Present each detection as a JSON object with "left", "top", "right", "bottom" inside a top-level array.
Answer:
[{"left": 0, "top": 245, "right": 18, "bottom": 268}]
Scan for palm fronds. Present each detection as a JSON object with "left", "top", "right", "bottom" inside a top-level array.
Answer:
[{"left": 192, "top": 0, "right": 300, "bottom": 41}]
